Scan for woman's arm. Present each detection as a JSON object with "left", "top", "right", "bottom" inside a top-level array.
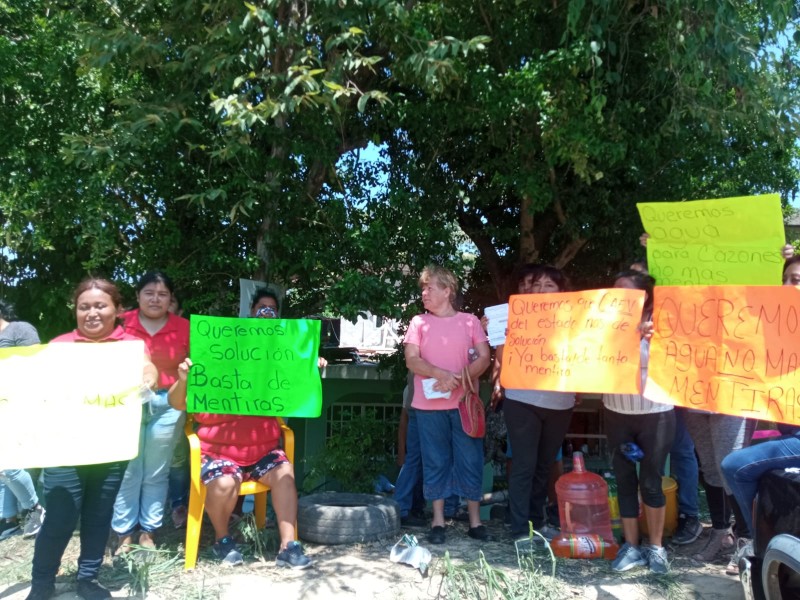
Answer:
[
  {"left": 143, "top": 357, "right": 158, "bottom": 391},
  {"left": 405, "top": 343, "right": 461, "bottom": 391},
  {"left": 467, "top": 340, "right": 491, "bottom": 380},
  {"left": 168, "top": 358, "right": 191, "bottom": 410},
  {"left": 490, "top": 344, "right": 505, "bottom": 410}
]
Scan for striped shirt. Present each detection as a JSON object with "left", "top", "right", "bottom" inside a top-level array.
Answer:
[{"left": 603, "top": 338, "right": 673, "bottom": 415}]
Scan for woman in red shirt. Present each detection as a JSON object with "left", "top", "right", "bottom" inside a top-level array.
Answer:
[
  {"left": 28, "top": 278, "right": 156, "bottom": 600},
  {"left": 112, "top": 271, "right": 189, "bottom": 551}
]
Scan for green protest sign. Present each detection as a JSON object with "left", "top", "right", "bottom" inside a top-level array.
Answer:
[
  {"left": 187, "top": 315, "right": 322, "bottom": 417},
  {"left": 637, "top": 194, "right": 784, "bottom": 285}
]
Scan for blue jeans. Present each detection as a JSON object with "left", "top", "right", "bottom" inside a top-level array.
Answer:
[
  {"left": 112, "top": 391, "right": 185, "bottom": 534},
  {"left": 32, "top": 461, "right": 127, "bottom": 586},
  {"left": 721, "top": 433, "right": 800, "bottom": 534},
  {"left": 0, "top": 470, "right": 39, "bottom": 518},
  {"left": 416, "top": 409, "right": 483, "bottom": 501},
  {"left": 168, "top": 435, "right": 190, "bottom": 510},
  {"left": 669, "top": 407, "right": 699, "bottom": 517},
  {"left": 395, "top": 409, "right": 461, "bottom": 516}
]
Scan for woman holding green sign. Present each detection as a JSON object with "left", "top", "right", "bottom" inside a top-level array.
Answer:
[
  {"left": 28, "top": 278, "right": 157, "bottom": 600},
  {"left": 166, "top": 290, "right": 312, "bottom": 570},
  {"left": 112, "top": 271, "right": 190, "bottom": 553}
]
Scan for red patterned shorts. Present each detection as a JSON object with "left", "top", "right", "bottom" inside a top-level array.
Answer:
[{"left": 200, "top": 449, "right": 289, "bottom": 485}]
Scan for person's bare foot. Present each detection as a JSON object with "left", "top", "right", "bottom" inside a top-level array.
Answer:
[
  {"left": 116, "top": 533, "right": 134, "bottom": 555},
  {"left": 138, "top": 530, "right": 156, "bottom": 550}
]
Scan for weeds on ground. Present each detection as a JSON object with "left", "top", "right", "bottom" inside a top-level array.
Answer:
[
  {"left": 514, "top": 528, "right": 557, "bottom": 577},
  {"left": 641, "top": 571, "right": 686, "bottom": 600},
  {"left": 436, "top": 546, "right": 565, "bottom": 600},
  {"left": 235, "top": 512, "right": 279, "bottom": 561},
  {"left": 113, "top": 545, "right": 183, "bottom": 597}
]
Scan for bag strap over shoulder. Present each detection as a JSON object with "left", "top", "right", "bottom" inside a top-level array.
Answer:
[{"left": 461, "top": 366, "right": 475, "bottom": 395}]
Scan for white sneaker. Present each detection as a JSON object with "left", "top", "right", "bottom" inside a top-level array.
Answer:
[
  {"left": 612, "top": 542, "right": 647, "bottom": 572},
  {"left": 22, "top": 505, "right": 45, "bottom": 539},
  {"left": 647, "top": 545, "right": 670, "bottom": 574}
]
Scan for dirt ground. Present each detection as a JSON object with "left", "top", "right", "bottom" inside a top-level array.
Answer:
[{"left": 0, "top": 513, "right": 744, "bottom": 600}]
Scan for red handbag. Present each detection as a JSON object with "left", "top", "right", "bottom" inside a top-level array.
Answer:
[{"left": 458, "top": 367, "right": 485, "bottom": 438}]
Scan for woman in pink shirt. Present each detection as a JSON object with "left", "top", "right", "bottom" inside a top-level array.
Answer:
[{"left": 404, "top": 265, "right": 491, "bottom": 545}]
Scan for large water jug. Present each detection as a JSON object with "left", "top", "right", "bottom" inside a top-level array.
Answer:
[{"left": 555, "top": 452, "right": 614, "bottom": 543}]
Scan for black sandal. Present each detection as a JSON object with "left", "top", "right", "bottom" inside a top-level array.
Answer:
[
  {"left": 428, "top": 525, "right": 446, "bottom": 544},
  {"left": 468, "top": 525, "right": 490, "bottom": 541}
]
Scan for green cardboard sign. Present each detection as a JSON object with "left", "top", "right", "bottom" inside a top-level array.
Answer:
[
  {"left": 637, "top": 194, "right": 785, "bottom": 286},
  {"left": 187, "top": 315, "right": 322, "bottom": 417}
]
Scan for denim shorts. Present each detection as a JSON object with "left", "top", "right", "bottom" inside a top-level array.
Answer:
[
  {"left": 416, "top": 409, "right": 483, "bottom": 501},
  {"left": 200, "top": 449, "right": 289, "bottom": 485}
]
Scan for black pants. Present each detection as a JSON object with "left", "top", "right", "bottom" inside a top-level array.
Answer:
[
  {"left": 31, "top": 462, "right": 127, "bottom": 587},
  {"left": 504, "top": 400, "right": 573, "bottom": 536},
  {"left": 605, "top": 409, "right": 675, "bottom": 518}
]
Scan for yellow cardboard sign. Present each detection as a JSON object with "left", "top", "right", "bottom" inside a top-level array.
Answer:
[
  {"left": 499, "top": 289, "right": 644, "bottom": 394},
  {"left": 646, "top": 286, "right": 800, "bottom": 425},
  {"left": 637, "top": 194, "right": 784, "bottom": 285},
  {"left": 0, "top": 342, "right": 144, "bottom": 469}
]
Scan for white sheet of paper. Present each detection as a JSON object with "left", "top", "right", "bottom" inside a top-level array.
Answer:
[
  {"left": 484, "top": 303, "right": 509, "bottom": 347},
  {"left": 422, "top": 377, "right": 451, "bottom": 400}
]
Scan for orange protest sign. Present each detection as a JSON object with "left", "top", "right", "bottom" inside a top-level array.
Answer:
[
  {"left": 499, "top": 289, "right": 645, "bottom": 394},
  {"left": 646, "top": 286, "right": 800, "bottom": 425}
]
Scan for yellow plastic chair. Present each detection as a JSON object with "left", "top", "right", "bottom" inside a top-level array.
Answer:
[{"left": 183, "top": 414, "right": 295, "bottom": 570}]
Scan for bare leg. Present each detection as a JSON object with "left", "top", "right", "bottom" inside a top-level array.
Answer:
[
  {"left": 259, "top": 463, "right": 298, "bottom": 550},
  {"left": 431, "top": 499, "right": 445, "bottom": 527},
  {"left": 621, "top": 516, "right": 640, "bottom": 546},
  {"left": 205, "top": 476, "right": 239, "bottom": 540},
  {"left": 467, "top": 500, "right": 481, "bottom": 528},
  {"left": 643, "top": 504, "right": 665, "bottom": 547}
]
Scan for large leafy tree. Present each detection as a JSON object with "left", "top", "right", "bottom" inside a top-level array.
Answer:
[
  {"left": 1, "top": 0, "right": 798, "bottom": 333},
  {"left": 383, "top": 0, "right": 800, "bottom": 302},
  {"left": 61, "top": 0, "right": 486, "bottom": 319}
]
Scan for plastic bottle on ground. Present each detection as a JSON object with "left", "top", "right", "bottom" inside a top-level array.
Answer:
[
  {"left": 550, "top": 533, "right": 619, "bottom": 559},
  {"left": 555, "top": 452, "right": 616, "bottom": 549}
]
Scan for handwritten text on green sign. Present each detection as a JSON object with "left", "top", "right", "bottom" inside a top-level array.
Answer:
[
  {"left": 637, "top": 194, "right": 784, "bottom": 285},
  {"left": 188, "top": 315, "right": 322, "bottom": 417}
]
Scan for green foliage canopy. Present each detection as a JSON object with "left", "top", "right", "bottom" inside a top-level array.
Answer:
[{"left": 1, "top": 0, "right": 798, "bottom": 332}]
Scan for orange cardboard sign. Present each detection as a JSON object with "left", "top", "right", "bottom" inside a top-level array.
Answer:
[
  {"left": 499, "top": 289, "right": 645, "bottom": 394},
  {"left": 646, "top": 286, "right": 800, "bottom": 425}
]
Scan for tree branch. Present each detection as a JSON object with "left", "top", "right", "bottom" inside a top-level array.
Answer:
[{"left": 457, "top": 208, "right": 506, "bottom": 301}]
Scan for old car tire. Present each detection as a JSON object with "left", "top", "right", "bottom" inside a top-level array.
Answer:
[{"left": 297, "top": 492, "right": 400, "bottom": 545}]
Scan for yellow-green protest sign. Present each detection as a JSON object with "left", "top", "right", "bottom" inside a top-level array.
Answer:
[
  {"left": 646, "top": 285, "right": 800, "bottom": 425},
  {"left": 0, "top": 342, "right": 144, "bottom": 470},
  {"left": 187, "top": 315, "right": 322, "bottom": 417},
  {"left": 637, "top": 194, "right": 784, "bottom": 285},
  {"left": 499, "top": 289, "right": 645, "bottom": 394}
]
